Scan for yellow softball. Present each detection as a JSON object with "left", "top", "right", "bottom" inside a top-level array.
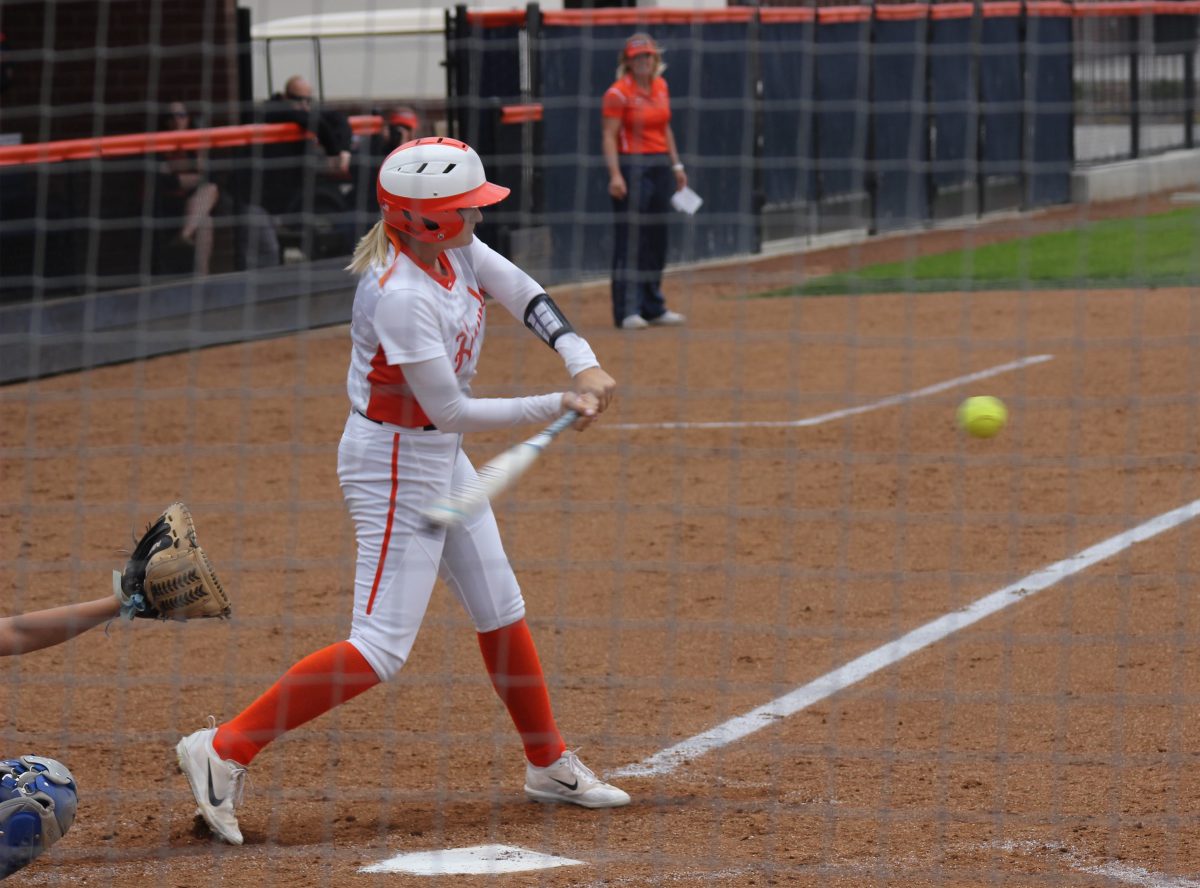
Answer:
[{"left": 957, "top": 395, "right": 1008, "bottom": 439}]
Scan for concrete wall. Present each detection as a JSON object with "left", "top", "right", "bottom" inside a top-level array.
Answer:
[{"left": 1072, "top": 147, "right": 1200, "bottom": 203}]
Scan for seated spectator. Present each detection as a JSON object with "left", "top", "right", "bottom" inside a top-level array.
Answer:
[
  {"left": 253, "top": 75, "right": 355, "bottom": 258},
  {"left": 261, "top": 76, "right": 352, "bottom": 187},
  {"left": 285, "top": 76, "right": 351, "bottom": 173},
  {"left": 350, "top": 106, "right": 421, "bottom": 222},
  {"left": 380, "top": 106, "right": 420, "bottom": 155},
  {"left": 156, "top": 101, "right": 220, "bottom": 275}
]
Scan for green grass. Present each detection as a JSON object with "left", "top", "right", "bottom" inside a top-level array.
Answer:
[{"left": 761, "top": 207, "right": 1200, "bottom": 297}]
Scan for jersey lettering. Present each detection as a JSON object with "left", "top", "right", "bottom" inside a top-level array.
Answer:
[{"left": 453, "top": 287, "right": 486, "bottom": 372}]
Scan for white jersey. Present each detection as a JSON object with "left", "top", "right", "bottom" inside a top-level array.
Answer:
[{"left": 346, "top": 235, "right": 596, "bottom": 431}]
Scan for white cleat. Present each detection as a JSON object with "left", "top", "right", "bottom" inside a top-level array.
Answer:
[
  {"left": 175, "top": 717, "right": 247, "bottom": 845},
  {"left": 620, "top": 314, "right": 650, "bottom": 330},
  {"left": 648, "top": 309, "right": 686, "bottom": 326},
  {"left": 524, "top": 750, "right": 631, "bottom": 809}
]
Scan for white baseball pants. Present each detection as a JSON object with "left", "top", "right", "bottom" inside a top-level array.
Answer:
[{"left": 337, "top": 411, "right": 525, "bottom": 681}]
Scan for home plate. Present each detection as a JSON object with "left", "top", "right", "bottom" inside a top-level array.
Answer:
[{"left": 359, "top": 844, "right": 585, "bottom": 875}]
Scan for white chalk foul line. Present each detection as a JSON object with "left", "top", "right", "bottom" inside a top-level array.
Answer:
[
  {"left": 608, "top": 354, "right": 1055, "bottom": 431},
  {"left": 996, "top": 841, "right": 1200, "bottom": 888},
  {"left": 610, "top": 496, "right": 1200, "bottom": 778}
]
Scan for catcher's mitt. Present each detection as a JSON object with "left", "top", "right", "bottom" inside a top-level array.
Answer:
[{"left": 113, "top": 503, "right": 231, "bottom": 620}]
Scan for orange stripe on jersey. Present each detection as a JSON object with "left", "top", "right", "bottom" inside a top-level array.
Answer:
[
  {"left": 378, "top": 257, "right": 398, "bottom": 288},
  {"left": 366, "top": 345, "right": 434, "bottom": 428},
  {"left": 379, "top": 228, "right": 403, "bottom": 287},
  {"left": 366, "top": 433, "right": 402, "bottom": 616}
]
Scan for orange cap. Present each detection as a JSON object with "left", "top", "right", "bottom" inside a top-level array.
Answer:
[
  {"left": 389, "top": 110, "right": 419, "bottom": 131},
  {"left": 623, "top": 35, "right": 661, "bottom": 59}
]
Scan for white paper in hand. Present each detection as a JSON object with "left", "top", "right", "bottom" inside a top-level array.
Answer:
[{"left": 670, "top": 186, "right": 703, "bottom": 216}]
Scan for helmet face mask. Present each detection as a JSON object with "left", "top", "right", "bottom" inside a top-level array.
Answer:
[
  {"left": 0, "top": 756, "right": 78, "bottom": 879},
  {"left": 376, "top": 138, "right": 508, "bottom": 244}
]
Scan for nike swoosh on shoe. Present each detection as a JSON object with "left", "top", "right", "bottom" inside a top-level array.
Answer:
[
  {"left": 551, "top": 777, "right": 579, "bottom": 791},
  {"left": 207, "top": 761, "right": 225, "bottom": 807}
]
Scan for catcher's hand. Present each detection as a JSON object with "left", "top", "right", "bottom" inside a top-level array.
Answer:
[{"left": 113, "top": 503, "right": 231, "bottom": 621}]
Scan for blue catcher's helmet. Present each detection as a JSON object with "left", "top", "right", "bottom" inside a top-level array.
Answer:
[{"left": 0, "top": 756, "right": 78, "bottom": 878}]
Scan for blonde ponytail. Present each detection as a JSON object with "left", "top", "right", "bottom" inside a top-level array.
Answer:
[{"left": 346, "top": 220, "right": 392, "bottom": 276}]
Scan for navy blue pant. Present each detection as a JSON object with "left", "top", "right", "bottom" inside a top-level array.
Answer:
[{"left": 610, "top": 157, "right": 674, "bottom": 326}]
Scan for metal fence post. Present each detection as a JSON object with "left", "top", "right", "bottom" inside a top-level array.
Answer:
[
  {"left": 866, "top": 6, "right": 878, "bottom": 235},
  {"left": 1186, "top": 43, "right": 1196, "bottom": 149},
  {"left": 1018, "top": 0, "right": 1027, "bottom": 210},
  {"left": 971, "top": 0, "right": 985, "bottom": 217},
  {"left": 1130, "top": 14, "right": 1141, "bottom": 159}
]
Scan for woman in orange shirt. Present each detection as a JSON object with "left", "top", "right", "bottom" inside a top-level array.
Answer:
[{"left": 601, "top": 34, "right": 688, "bottom": 330}]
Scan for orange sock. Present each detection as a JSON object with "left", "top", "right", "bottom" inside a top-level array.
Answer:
[
  {"left": 213, "top": 640, "right": 379, "bottom": 766},
  {"left": 477, "top": 619, "right": 566, "bottom": 767}
]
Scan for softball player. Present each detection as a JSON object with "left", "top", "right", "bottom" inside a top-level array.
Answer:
[{"left": 176, "top": 137, "right": 629, "bottom": 846}]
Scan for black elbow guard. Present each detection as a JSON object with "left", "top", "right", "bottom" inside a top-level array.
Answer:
[{"left": 523, "top": 293, "right": 575, "bottom": 349}]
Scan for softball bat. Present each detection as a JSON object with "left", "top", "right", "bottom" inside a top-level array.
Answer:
[{"left": 421, "top": 410, "right": 579, "bottom": 528}]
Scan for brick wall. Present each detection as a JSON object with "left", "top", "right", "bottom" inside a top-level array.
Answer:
[{"left": 0, "top": 0, "right": 240, "bottom": 144}]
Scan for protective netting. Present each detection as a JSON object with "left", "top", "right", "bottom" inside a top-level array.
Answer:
[{"left": 2, "top": 1, "right": 1200, "bottom": 886}]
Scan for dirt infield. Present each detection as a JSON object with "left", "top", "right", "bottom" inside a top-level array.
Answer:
[{"left": 3, "top": 204, "right": 1200, "bottom": 886}]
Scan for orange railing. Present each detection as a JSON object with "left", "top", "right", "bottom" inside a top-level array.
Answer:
[{"left": 0, "top": 115, "right": 384, "bottom": 168}]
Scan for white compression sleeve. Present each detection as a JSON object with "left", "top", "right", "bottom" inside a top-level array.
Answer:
[
  {"left": 466, "top": 238, "right": 599, "bottom": 377},
  {"left": 401, "top": 355, "right": 563, "bottom": 433},
  {"left": 554, "top": 333, "right": 599, "bottom": 378},
  {"left": 466, "top": 237, "right": 543, "bottom": 309}
]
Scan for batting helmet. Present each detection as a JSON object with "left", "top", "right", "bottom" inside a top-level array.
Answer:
[
  {"left": 376, "top": 137, "right": 509, "bottom": 243},
  {"left": 0, "top": 756, "right": 78, "bottom": 878}
]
